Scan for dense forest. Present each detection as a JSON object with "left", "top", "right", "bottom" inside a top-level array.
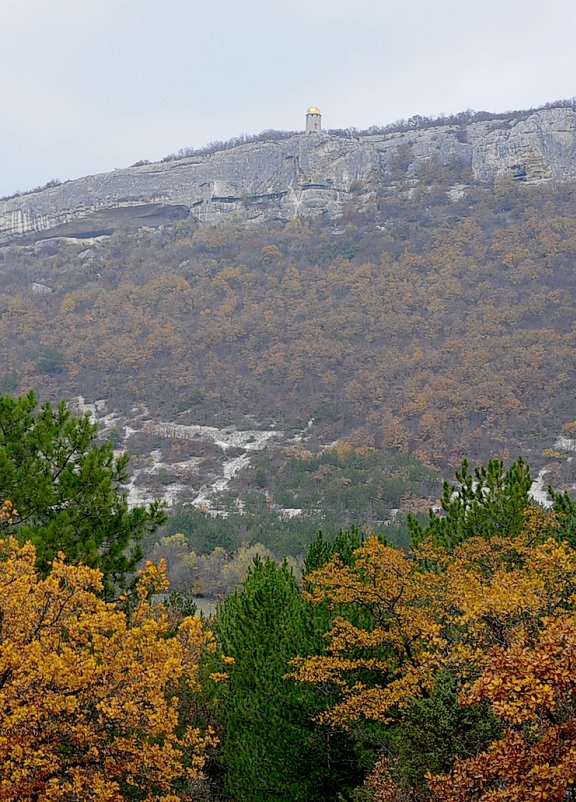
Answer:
[
  {"left": 2, "top": 398, "right": 576, "bottom": 801},
  {"left": 3, "top": 132, "right": 576, "bottom": 798},
  {"left": 1, "top": 164, "right": 576, "bottom": 474}
]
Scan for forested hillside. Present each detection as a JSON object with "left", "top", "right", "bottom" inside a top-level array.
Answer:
[
  {"left": 2, "top": 164, "right": 576, "bottom": 472},
  {"left": 5, "top": 450, "right": 576, "bottom": 801},
  {"left": 4, "top": 141, "right": 576, "bottom": 797}
]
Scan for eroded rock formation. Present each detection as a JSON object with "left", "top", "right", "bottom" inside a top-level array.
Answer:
[{"left": 2, "top": 106, "right": 576, "bottom": 243}]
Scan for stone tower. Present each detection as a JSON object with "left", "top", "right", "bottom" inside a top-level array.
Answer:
[{"left": 306, "top": 107, "right": 322, "bottom": 134}]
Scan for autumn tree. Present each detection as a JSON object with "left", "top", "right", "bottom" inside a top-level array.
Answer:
[
  {"left": 293, "top": 502, "right": 576, "bottom": 800},
  {"left": 5, "top": 176, "right": 576, "bottom": 467},
  {"left": 0, "top": 392, "right": 165, "bottom": 594},
  {"left": 0, "top": 536, "right": 216, "bottom": 801},
  {"left": 429, "top": 614, "right": 576, "bottom": 802}
]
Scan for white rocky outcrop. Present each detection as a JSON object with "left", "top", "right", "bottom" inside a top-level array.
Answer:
[{"left": 2, "top": 107, "right": 576, "bottom": 243}]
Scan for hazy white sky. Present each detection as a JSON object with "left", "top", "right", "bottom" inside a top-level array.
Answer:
[{"left": 2, "top": 0, "right": 575, "bottom": 196}]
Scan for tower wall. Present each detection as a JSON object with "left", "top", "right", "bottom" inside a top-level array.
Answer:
[{"left": 306, "top": 108, "right": 322, "bottom": 134}]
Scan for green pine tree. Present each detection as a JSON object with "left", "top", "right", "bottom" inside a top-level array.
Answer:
[
  {"left": 549, "top": 485, "right": 576, "bottom": 548},
  {"left": 408, "top": 457, "right": 533, "bottom": 549},
  {"left": 388, "top": 672, "right": 501, "bottom": 798},
  {"left": 0, "top": 392, "right": 165, "bottom": 595},
  {"left": 212, "top": 557, "right": 362, "bottom": 802},
  {"left": 303, "top": 526, "right": 365, "bottom": 574}
]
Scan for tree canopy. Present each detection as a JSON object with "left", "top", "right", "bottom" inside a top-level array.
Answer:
[
  {"left": 292, "top": 501, "right": 576, "bottom": 801},
  {"left": 212, "top": 557, "right": 362, "bottom": 802},
  {"left": 4, "top": 174, "right": 576, "bottom": 467},
  {"left": 0, "top": 392, "right": 165, "bottom": 594},
  {"left": 0, "top": 535, "right": 216, "bottom": 801},
  {"left": 407, "top": 457, "right": 534, "bottom": 548}
]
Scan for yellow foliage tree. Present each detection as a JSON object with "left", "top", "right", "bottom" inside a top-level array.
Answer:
[
  {"left": 0, "top": 537, "right": 217, "bottom": 801},
  {"left": 292, "top": 507, "right": 576, "bottom": 798}
]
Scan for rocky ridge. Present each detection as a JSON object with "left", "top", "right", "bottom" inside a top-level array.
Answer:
[{"left": 2, "top": 106, "right": 576, "bottom": 243}]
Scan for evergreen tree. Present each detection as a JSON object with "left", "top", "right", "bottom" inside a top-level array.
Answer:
[
  {"left": 213, "top": 558, "right": 362, "bottom": 802},
  {"left": 303, "top": 526, "right": 364, "bottom": 574},
  {"left": 408, "top": 457, "right": 533, "bottom": 549},
  {"left": 389, "top": 672, "right": 501, "bottom": 796},
  {"left": 549, "top": 485, "right": 576, "bottom": 548},
  {"left": 0, "top": 392, "right": 165, "bottom": 595}
]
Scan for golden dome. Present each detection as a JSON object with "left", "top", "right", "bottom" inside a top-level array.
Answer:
[{"left": 307, "top": 106, "right": 321, "bottom": 115}]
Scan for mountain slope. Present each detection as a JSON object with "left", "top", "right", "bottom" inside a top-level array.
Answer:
[{"left": 2, "top": 164, "right": 576, "bottom": 478}]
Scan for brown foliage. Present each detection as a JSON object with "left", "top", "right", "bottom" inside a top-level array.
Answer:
[
  {"left": 4, "top": 177, "right": 576, "bottom": 465},
  {"left": 293, "top": 508, "right": 576, "bottom": 800}
]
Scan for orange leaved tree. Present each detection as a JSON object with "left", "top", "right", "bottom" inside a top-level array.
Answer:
[
  {"left": 292, "top": 506, "right": 576, "bottom": 799},
  {"left": 428, "top": 614, "right": 576, "bottom": 802},
  {"left": 0, "top": 537, "right": 217, "bottom": 802}
]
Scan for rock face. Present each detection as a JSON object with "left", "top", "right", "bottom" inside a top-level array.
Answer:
[{"left": 2, "top": 106, "right": 576, "bottom": 243}]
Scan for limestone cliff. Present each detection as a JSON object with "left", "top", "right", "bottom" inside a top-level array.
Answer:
[{"left": 2, "top": 106, "right": 576, "bottom": 243}]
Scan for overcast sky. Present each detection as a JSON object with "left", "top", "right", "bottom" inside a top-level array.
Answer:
[{"left": 2, "top": 0, "right": 575, "bottom": 197}]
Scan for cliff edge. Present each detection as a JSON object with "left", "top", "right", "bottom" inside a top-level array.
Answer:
[{"left": 2, "top": 106, "right": 576, "bottom": 243}]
